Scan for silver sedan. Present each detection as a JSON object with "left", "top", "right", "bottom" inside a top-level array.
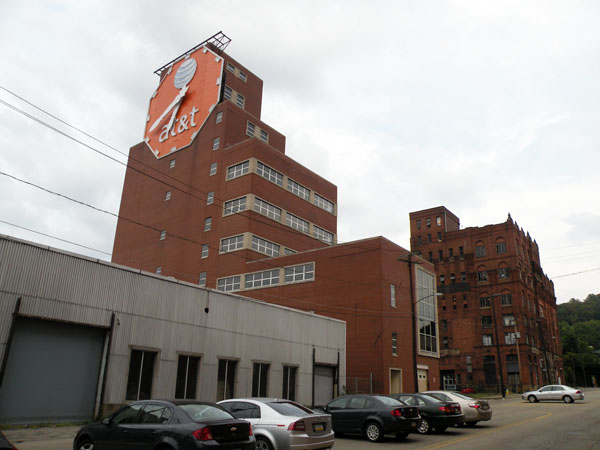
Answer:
[
  {"left": 522, "top": 385, "right": 584, "bottom": 403},
  {"left": 219, "top": 398, "right": 334, "bottom": 450}
]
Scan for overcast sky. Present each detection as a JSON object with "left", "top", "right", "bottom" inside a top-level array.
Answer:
[{"left": 1, "top": 0, "right": 599, "bottom": 304}]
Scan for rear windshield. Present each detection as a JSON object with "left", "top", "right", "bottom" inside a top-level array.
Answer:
[
  {"left": 374, "top": 396, "right": 403, "bottom": 407},
  {"left": 179, "top": 404, "right": 234, "bottom": 421},
  {"left": 268, "top": 401, "right": 313, "bottom": 416},
  {"left": 420, "top": 394, "right": 444, "bottom": 403}
]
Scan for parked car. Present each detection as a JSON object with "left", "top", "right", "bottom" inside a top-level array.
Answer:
[
  {"left": 320, "top": 394, "right": 420, "bottom": 442},
  {"left": 460, "top": 387, "right": 476, "bottom": 394},
  {"left": 423, "top": 391, "right": 492, "bottom": 426},
  {"left": 391, "top": 393, "right": 464, "bottom": 434},
  {"left": 218, "top": 398, "right": 334, "bottom": 450},
  {"left": 522, "top": 385, "right": 584, "bottom": 403},
  {"left": 73, "top": 399, "right": 255, "bottom": 450}
]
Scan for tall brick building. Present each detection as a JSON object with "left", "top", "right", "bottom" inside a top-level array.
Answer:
[
  {"left": 409, "top": 206, "right": 563, "bottom": 392},
  {"left": 112, "top": 34, "right": 440, "bottom": 398}
]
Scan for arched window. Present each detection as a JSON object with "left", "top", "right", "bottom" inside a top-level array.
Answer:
[
  {"left": 495, "top": 237, "right": 506, "bottom": 254},
  {"left": 475, "top": 240, "right": 486, "bottom": 257},
  {"left": 497, "top": 262, "right": 510, "bottom": 280},
  {"left": 477, "top": 265, "right": 488, "bottom": 282}
]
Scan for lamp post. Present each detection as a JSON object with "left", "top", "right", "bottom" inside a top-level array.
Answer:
[
  {"left": 397, "top": 253, "right": 441, "bottom": 393},
  {"left": 490, "top": 293, "right": 506, "bottom": 398}
]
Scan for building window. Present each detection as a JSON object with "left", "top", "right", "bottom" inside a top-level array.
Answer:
[
  {"left": 224, "top": 197, "right": 247, "bottom": 215},
  {"left": 216, "top": 359, "right": 237, "bottom": 401},
  {"left": 246, "top": 121, "right": 255, "bottom": 137},
  {"left": 217, "top": 276, "right": 241, "bottom": 292},
  {"left": 260, "top": 129, "right": 268, "bottom": 142},
  {"left": 204, "top": 217, "right": 212, "bottom": 232},
  {"left": 199, "top": 272, "right": 207, "bottom": 287},
  {"left": 223, "top": 85, "right": 232, "bottom": 100},
  {"left": 436, "top": 216, "right": 442, "bottom": 226},
  {"left": 438, "top": 250, "right": 443, "bottom": 261},
  {"left": 207, "top": 192, "right": 214, "bottom": 205},
  {"left": 503, "top": 314, "right": 515, "bottom": 326},
  {"left": 417, "top": 268, "right": 438, "bottom": 353},
  {"left": 460, "top": 272, "right": 466, "bottom": 282},
  {"left": 239, "top": 70, "right": 247, "bottom": 82},
  {"left": 428, "top": 252, "right": 433, "bottom": 262},
  {"left": 226, "top": 161, "right": 249, "bottom": 180},
  {"left": 175, "top": 355, "right": 200, "bottom": 399},
  {"left": 209, "top": 163, "right": 217, "bottom": 176},
  {"left": 236, "top": 93, "right": 245, "bottom": 108},
  {"left": 427, "top": 234, "right": 432, "bottom": 243},
  {"left": 254, "top": 197, "right": 282, "bottom": 221},
  {"left": 480, "top": 296, "right": 491, "bottom": 308},
  {"left": 252, "top": 363, "right": 270, "bottom": 397},
  {"left": 498, "top": 267, "right": 510, "bottom": 279},
  {"left": 501, "top": 293, "right": 512, "bottom": 306},
  {"left": 448, "top": 248, "right": 454, "bottom": 257},
  {"left": 475, "top": 244, "right": 486, "bottom": 257},
  {"left": 212, "top": 137, "right": 220, "bottom": 150},
  {"left": 443, "top": 337, "right": 449, "bottom": 349},
  {"left": 160, "top": 230, "right": 166, "bottom": 240},
  {"left": 450, "top": 273, "right": 456, "bottom": 284},
  {"left": 164, "top": 191, "right": 171, "bottom": 201},
  {"left": 126, "top": 350, "right": 156, "bottom": 400},
  {"left": 417, "top": 236, "right": 422, "bottom": 246},
  {"left": 221, "top": 235, "right": 244, "bottom": 252},
  {"left": 216, "top": 111, "right": 223, "bottom": 123},
  {"left": 314, "top": 193, "right": 334, "bottom": 213},
  {"left": 390, "top": 284, "right": 396, "bottom": 307},
  {"left": 437, "top": 232, "right": 442, "bottom": 241},
  {"left": 496, "top": 241, "right": 507, "bottom": 254},
  {"left": 440, "top": 274, "right": 445, "bottom": 284},
  {"left": 251, "top": 235, "right": 280, "bottom": 257},
  {"left": 481, "top": 316, "right": 492, "bottom": 328},
  {"left": 169, "top": 159, "right": 176, "bottom": 169},
  {"left": 201, "top": 244, "right": 209, "bottom": 258},
  {"left": 392, "top": 332, "right": 398, "bottom": 355},
  {"left": 245, "top": 269, "right": 280, "bottom": 288},
  {"left": 416, "top": 219, "right": 421, "bottom": 229},
  {"left": 284, "top": 263, "right": 314, "bottom": 283},
  {"left": 426, "top": 218, "right": 431, "bottom": 227},
  {"left": 256, "top": 162, "right": 283, "bottom": 186},
  {"left": 504, "top": 332, "right": 518, "bottom": 345},
  {"left": 313, "top": 226, "right": 334, "bottom": 244},
  {"left": 477, "top": 270, "right": 488, "bottom": 282},
  {"left": 284, "top": 248, "right": 296, "bottom": 255},
  {"left": 155, "top": 266, "right": 162, "bottom": 275},
  {"left": 288, "top": 179, "right": 311, "bottom": 200},
  {"left": 459, "top": 246, "right": 464, "bottom": 258},
  {"left": 282, "top": 366, "right": 297, "bottom": 401},
  {"left": 482, "top": 334, "right": 493, "bottom": 346},
  {"left": 226, "top": 62, "right": 235, "bottom": 72},
  {"left": 285, "top": 213, "right": 309, "bottom": 233}
]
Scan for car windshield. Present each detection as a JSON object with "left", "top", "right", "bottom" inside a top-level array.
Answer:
[
  {"left": 268, "top": 401, "right": 314, "bottom": 416},
  {"left": 374, "top": 396, "right": 403, "bottom": 406},
  {"left": 452, "top": 392, "right": 474, "bottom": 400},
  {"left": 179, "top": 404, "right": 233, "bottom": 421}
]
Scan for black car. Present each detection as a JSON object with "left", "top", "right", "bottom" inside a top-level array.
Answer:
[
  {"left": 321, "top": 394, "right": 420, "bottom": 442},
  {"left": 73, "top": 400, "right": 255, "bottom": 450},
  {"left": 391, "top": 393, "right": 464, "bottom": 434}
]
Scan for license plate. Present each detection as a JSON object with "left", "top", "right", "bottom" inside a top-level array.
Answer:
[{"left": 313, "top": 423, "right": 325, "bottom": 432}]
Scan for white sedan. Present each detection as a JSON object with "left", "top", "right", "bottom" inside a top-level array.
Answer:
[
  {"left": 423, "top": 391, "right": 492, "bottom": 426},
  {"left": 522, "top": 385, "right": 584, "bottom": 403}
]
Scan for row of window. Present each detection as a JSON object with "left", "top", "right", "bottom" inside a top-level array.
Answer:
[
  {"left": 416, "top": 216, "right": 442, "bottom": 229},
  {"left": 247, "top": 121, "right": 269, "bottom": 143},
  {"left": 223, "top": 194, "right": 335, "bottom": 244},
  {"left": 482, "top": 332, "right": 520, "bottom": 346},
  {"left": 480, "top": 313, "right": 516, "bottom": 328},
  {"left": 127, "top": 349, "right": 297, "bottom": 402},
  {"left": 226, "top": 61, "right": 248, "bottom": 82},
  {"left": 223, "top": 85, "right": 245, "bottom": 109},
  {"left": 439, "top": 266, "right": 511, "bottom": 285},
  {"left": 226, "top": 158, "right": 335, "bottom": 215},
  {"left": 216, "top": 263, "right": 315, "bottom": 293}
]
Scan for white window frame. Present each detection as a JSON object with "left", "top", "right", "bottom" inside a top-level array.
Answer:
[
  {"left": 220, "top": 235, "right": 244, "bottom": 253},
  {"left": 251, "top": 235, "right": 280, "bottom": 257},
  {"left": 160, "top": 230, "right": 166, "bottom": 240},
  {"left": 212, "top": 137, "right": 220, "bottom": 150},
  {"left": 209, "top": 163, "right": 217, "bottom": 176},
  {"left": 254, "top": 198, "right": 282, "bottom": 221},
  {"left": 391, "top": 284, "right": 396, "bottom": 308},
  {"left": 224, "top": 197, "right": 247, "bottom": 215},
  {"left": 313, "top": 225, "right": 334, "bottom": 244},
  {"left": 287, "top": 179, "right": 310, "bottom": 201},
  {"left": 201, "top": 244, "right": 209, "bottom": 259},
  {"left": 256, "top": 162, "right": 283, "bottom": 186},
  {"left": 314, "top": 193, "right": 334, "bottom": 213},
  {"left": 223, "top": 85, "right": 232, "bottom": 100},
  {"left": 204, "top": 217, "right": 212, "bottom": 232},
  {"left": 245, "top": 269, "right": 280, "bottom": 289},
  {"left": 217, "top": 276, "right": 241, "bottom": 292},
  {"left": 198, "top": 272, "right": 207, "bottom": 287},
  {"left": 259, "top": 129, "right": 268, "bottom": 142},
  {"left": 216, "top": 111, "right": 223, "bottom": 124},
  {"left": 236, "top": 93, "right": 245, "bottom": 108},
  {"left": 246, "top": 121, "right": 255, "bottom": 137},
  {"left": 284, "top": 263, "right": 314, "bottom": 283},
  {"left": 226, "top": 161, "right": 249, "bottom": 180},
  {"left": 285, "top": 213, "right": 309, "bottom": 233},
  {"left": 207, "top": 192, "right": 214, "bottom": 205},
  {"left": 164, "top": 191, "right": 171, "bottom": 201}
]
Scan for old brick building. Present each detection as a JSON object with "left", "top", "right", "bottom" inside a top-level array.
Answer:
[
  {"left": 409, "top": 206, "right": 563, "bottom": 392},
  {"left": 112, "top": 34, "right": 440, "bottom": 397}
]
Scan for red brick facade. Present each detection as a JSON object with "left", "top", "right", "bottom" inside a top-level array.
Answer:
[
  {"left": 112, "top": 44, "right": 440, "bottom": 396},
  {"left": 409, "top": 206, "right": 563, "bottom": 392}
]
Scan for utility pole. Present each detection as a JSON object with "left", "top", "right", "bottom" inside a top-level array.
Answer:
[
  {"left": 491, "top": 294, "right": 506, "bottom": 398},
  {"left": 398, "top": 253, "right": 420, "bottom": 393}
]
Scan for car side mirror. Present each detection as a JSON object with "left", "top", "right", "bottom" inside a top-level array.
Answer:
[{"left": 102, "top": 417, "right": 111, "bottom": 425}]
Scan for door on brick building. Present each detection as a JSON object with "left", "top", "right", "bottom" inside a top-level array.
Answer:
[
  {"left": 441, "top": 370, "right": 455, "bottom": 390},
  {"left": 390, "top": 369, "right": 402, "bottom": 394},
  {"left": 484, "top": 356, "right": 497, "bottom": 387},
  {"left": 418, "top": 369, "right": 428, "bottom": 392}
]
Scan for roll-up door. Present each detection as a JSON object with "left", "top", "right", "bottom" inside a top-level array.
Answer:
[
  {"left": 314, "top": 364, "right": 335, "bottom": 406},
  {"left": 0, "top": 317, "right": 106, "bottom": 424}
]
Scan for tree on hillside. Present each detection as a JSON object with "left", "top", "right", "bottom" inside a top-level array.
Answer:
[{"left": 557, "top": 293, "right": 600, "bottom": 324}]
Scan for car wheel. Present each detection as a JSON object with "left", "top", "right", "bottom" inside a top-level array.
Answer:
[
  {"left": 365, "top": 421, "right": 383, "bottom": 442},
  {"left": 434, "top": 426, "right": 448, "bottom": 433},
  {"left": 417, "top": 418, "right": 431, "bottom": 434},
  {"left": 395, "top": 431, "right": 409, "bottom": 440},
  {"left": 563, "top": 395, "right": 574, "bottom": 404},
  {"left": 466, "top": 421, "right": 478, "bottom": 427},
  {"left": 255, "top": 436, "right": 273, "bottom": 450},
  {"left": 528, "top": 395, "right": 538, "bottom": 403},
  {"left": 77, "top": 437, "right": 94, "bottom": 450}
]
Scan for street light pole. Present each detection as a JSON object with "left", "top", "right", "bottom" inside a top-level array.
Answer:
[{"left": 491, "top": 293, "right": 506, "bottom": 398}]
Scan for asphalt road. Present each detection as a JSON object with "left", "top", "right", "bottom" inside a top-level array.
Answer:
[{"left": 4, "top": 389, "right": 600, "bottom": 450}]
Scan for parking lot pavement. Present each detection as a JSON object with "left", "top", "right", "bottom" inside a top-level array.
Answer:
[{"left": 3, "top": 425, "right": 80, "bottom": 450}]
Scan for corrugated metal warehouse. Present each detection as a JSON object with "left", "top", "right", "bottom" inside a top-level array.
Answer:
[{"left": 0, "top": 235, "right": 346, "bottom": 424}]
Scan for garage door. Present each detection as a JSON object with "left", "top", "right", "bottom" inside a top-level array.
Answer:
[
  {"left": 0, "top": 317, "right": 106, "bottom": 424},
  {"left": 314, "top": 365, "right": 335, "bottom": 406}
]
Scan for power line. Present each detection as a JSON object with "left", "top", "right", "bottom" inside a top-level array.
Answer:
[{"left": 552, "top": 267, "right": 600, "bottom": 279}]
